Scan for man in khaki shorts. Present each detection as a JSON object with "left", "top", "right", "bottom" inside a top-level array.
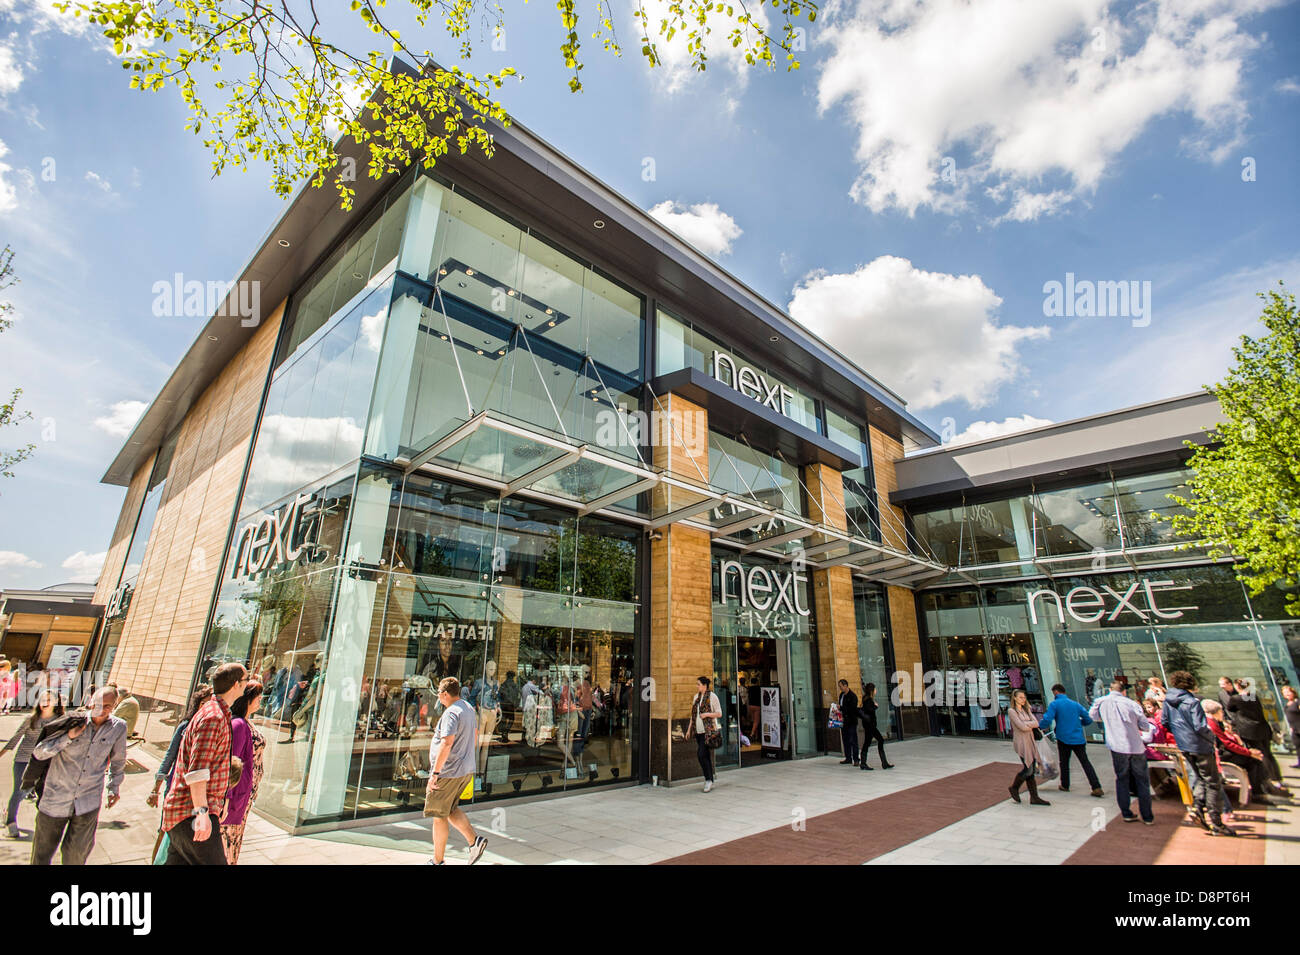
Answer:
[{"left": 424, "top": 677, "right": 489, "bottom": 865}]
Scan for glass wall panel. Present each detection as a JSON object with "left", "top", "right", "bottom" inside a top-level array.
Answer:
[
  {"left": 1034, "top": 479, "right": 1122, "bottom": 557},
  {"left": 853, "top": 582, "right": 894, "bottom": 738},
  {"left": 1113, "top": 468, "right": 1196, "bottom": 549}
]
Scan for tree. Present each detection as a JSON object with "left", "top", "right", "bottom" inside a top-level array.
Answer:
[
  {"left": 1167, "top": 285, "right": 1300, "bottom": 616},
  {"left": 1158, "top": 637, "right": 1208, "bottom": 689},
  {"left": 0, "top": 245, "right": 35, "bottom": 481},
  {"left": 58, "top": 0, "right": 818, "bottom": 209}
]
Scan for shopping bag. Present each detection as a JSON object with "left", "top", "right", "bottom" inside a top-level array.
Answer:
[
  {"left": 828, "top": 702, "right": 843, "bottom": 729},
  {"left": 459, "top": 777, "right": 474, "bottom": 801},
  {"left": 1036, "top": 735, "right": 1059, "bottom": 781}
]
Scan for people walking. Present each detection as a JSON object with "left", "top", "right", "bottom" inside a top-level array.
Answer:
[
  {"left": 424, "top": 677, "right": 488, "bottom": 865},
  {"left": 859, "top": 682, "right": 893, "bottom": 770},
  {"left": 112, "top": 685, "right": 141, "bottom": 738},
  {"left": 2, "top": 689, "right": 62, "bottom": 838},
  {"left": 1224, "top": 679, "right": 1281, "bottom": 782},
  {"left": 1283, "top": 685, "right": 1300, "bottom": 769},
  {"left": 1089, "top": 680, "right": 1154, "bottom": 825},
  {"left": 1007, "top": 689, "right": 1049, "bottom": 805},
  {"left": 1039, "top": 684, "right": 1103, "bottom": 796},
  {"left": 162, "top": 662, "right": 248, "bottom": 865},
  {"left": 686, "top": 676, "right": 723, "bottom": 792},
  {"left": 1162, "top": 671, "right": 1235, "bottom": 837},
  {"left": 29, "top": 686, "right": 127, "bottom": 865},
  {"left": 222, "top": 681, "right": 266, "bottom": 864},
  {"left": 147, "top": 684, "right": 213, "bottom": 864},
  {"left": 837, "top": 679, "right": 859, "bottom": 765}
]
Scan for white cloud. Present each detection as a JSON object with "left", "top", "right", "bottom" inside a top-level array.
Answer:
[
  {"left": 787, "top": 255, "right": 1050, "bottom": 410},
  {"left": 950, "top": 414, "right": 1054, "bottom": 446},
  {"left": 84, "top": 170, "right": 113, "bottom": 193},
  {"left": 634, "top": 0, "right": 771, "bottom": 93},
  {"left": 60, "top": 550, "right": 105, "bottom": 583},
  {"left": 816, "top": 0, "right": 1274, "bottom": 218},
  {"left": 995, "top": 189, "right": 1074, "bottom": 224},
  {"left": 93, "top": 399, "right": 147, "bottom": 437},
  {"left": 1275, "top": 77, "right": 1300, "bottom": 95},
  {"left": 0, "top": 35, "right": 22, "bottom": 95},
  {"left": 648, "top": 200, "right": 742, "bottom": 258},
  {"left": 0, "top": 138, "right": 15, "bottom": 214},
  {"left": 0, "top": 550, "right": 42, "bottom": 569}
]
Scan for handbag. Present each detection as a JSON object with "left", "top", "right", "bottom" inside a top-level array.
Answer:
[{"left": 698, "top": 693, "right": 723, "bottom": 750}]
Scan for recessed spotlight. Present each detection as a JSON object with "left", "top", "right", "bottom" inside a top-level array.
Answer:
[
  {"left": 352, "top": 272, "right": 363, "bottom": 279},
  {"left": 207, "top": 335, "right": 219, "bottom": 342},
  {"left": 548, "top": 320, "right": 556, "bottom": 327},
  {"left": 439, "top": 268, "right": 447, "bottom": 275},
  {"left": 593, "top": 219, "right": 606, "bottom": 229},
  {"left": 440, "top": 334, "right": 448, "bottom": 341},
  {"left": 476, "top": 349, "right": 484, "bottom": 355},
  {"left": 497, "top": 349, "right": 505, "bottom": 355},
  {"left": 769, "top": 335, "right": 779, "bottom": 343},
  {"left": 458, "top": 281, "right": 468, "bottom": 289},
  {"left": 507, "top": 289, "right": 516, "bottom": 296},
  {"left": 545, "top": 308, "right": 553, "bottom": 315},
  {"left": 465, "top": 268, "right": 475, "bottom": 276},
  {"left": 277, "top": 238, "right": 290, "bottom": 248}
]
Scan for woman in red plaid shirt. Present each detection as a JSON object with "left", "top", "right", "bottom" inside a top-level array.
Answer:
[{"left": 162, "top": 662, "right": 248, "bottom": 865}]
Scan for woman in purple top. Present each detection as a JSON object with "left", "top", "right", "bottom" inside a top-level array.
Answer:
[{"left": 222, "top": 681, "right": 266, "bottom": 864}]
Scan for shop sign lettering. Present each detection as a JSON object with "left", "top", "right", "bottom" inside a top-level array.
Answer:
[
  {"left": 230, "top": 492, "right": 315, "bottom": 580},
  {"left": 1027, "top": 580, "right": 1195, "bottom": 626},
  {"left": 105, "top": 583, "right": 132, "bottom": 619},
  {"left": 717, "top": 558, "right": 810, "bottom": 616},
  {"left": 711, "top": 351, "right": 793, "bottom": 417},
  {"left": 389, "top": 620, "right": 494, "bottom": 641}
]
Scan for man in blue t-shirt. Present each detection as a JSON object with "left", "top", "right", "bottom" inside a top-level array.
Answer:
[
  {"left": 1040, "top": 684, "right": 1104, "bottom": 796},
  {"left": 424, "top": 677, "right": 489, "bottom": 866}
]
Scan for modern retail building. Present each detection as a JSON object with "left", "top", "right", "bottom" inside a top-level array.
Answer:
[{"left": 82, "top": 110, "right": 1299, "bottom": 831}]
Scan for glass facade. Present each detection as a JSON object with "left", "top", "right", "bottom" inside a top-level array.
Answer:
[
  {"left": 911, "top": 467, "right": 1203, "bottom": 579},
  {"left": 917, "top": 563, "right": 1299, "bottom": 748},
  {"left": 194, "top": 167, "right": 648, "bottom": 826}
]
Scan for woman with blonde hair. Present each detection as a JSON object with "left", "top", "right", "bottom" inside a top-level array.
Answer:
[{"left": 1007, "top": 689, "right": 1050, "bottom": 806}]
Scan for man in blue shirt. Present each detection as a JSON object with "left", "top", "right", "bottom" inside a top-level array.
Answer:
[{"left": 1039, "top": 684, "right": 1104, "bottom": 797}]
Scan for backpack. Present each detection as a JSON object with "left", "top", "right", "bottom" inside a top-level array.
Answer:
[{"left": 20, "top": 713, "right": 90, "bottom": 799}]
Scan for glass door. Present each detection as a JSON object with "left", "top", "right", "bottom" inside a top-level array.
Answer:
[{"left": 787, "top": 639, "right": 818, "bottom": 757}]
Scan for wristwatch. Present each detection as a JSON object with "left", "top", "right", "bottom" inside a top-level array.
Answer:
[{"left": 192, "top": 807, "right": 210, "bottom": 818}]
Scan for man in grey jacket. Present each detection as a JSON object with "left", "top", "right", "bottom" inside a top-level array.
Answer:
[
  {"left": 29, "top": 687, "right": 127, "bottom": 864},
  {"left": 1162, "top": 671, "right": 1234, "bottom": 837}
]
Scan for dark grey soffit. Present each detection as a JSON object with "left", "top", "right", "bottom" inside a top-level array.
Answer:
[
  {"left": 889, "top": 392, "right": 1221, "bottom": 508},
  {"left": 103, "top": 62, "right": 937, "bottom": 487},
  {"left": 2, "top": 599, "right": 105, "bottom": 620}
]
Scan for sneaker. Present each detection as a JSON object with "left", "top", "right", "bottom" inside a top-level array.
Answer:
[
  {"left": 426, "top": 858, "right": 445, "bottom": 865},
  {"left": 703, "top": 780, "right": 714, "bottom": 793},
  {"left": 839, "top": 759, "right": 853, "bottom": 765},
  {"left": 467, "top": 835, "right": 488, "bottom": 865},
  {"left": 1122, "top": 814, "right": 1139, "bottom": 823},
  {"left": 1143, "top": 819, "right": 1156, "bottom": 826},
  {"left": 1090, "top": 788, "right": 1104, "bottom": 797},
  {"left": 1208, "top": 824, "right": 1239, "bottom": 837},
  {"left": 5, "top": 823, "right": 17, "bottom": 838}
]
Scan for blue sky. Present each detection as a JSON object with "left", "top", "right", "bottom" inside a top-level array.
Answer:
[{"left": 1, "top": 0, "right": 1298, "bottom": 589}]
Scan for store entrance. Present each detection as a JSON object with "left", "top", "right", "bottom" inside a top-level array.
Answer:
[
  {"left": 737, "top": 637, "right": 783, "bottom": 765},
  {"left": 719, "top": 635, "right": 819, "bottom": 767}
]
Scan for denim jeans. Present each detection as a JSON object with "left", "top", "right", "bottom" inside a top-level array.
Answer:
[
  {"left": 695, "top": 735, "right": 715, "bottom": 782},
  {"left": 6, "top": 760, "right": 27, "bottom": 826},
  {"left": 1182, "top": 750, "right": 1225, "bottom": 822},
  {"left": 1110, "top": 750, "right": 1152, "bottom": 822}
]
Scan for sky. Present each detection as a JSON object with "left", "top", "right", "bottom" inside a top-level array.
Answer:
[{"left": 0, "top": 0, "right": 1297, "bottom": 590}]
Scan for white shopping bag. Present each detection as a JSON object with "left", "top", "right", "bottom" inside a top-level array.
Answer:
[{"left": 1036, "top": 734, "right": 1059, "bottom": 781}]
